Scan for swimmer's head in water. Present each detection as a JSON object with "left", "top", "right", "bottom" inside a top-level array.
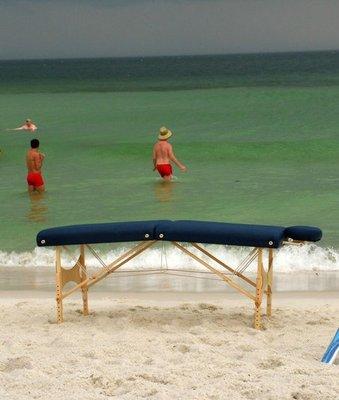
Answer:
[
  {"left": 158, "top": 126, "right": 172, "bottom": 140},
  {"left": 31, "top": 139, "right": 40, "bottom": 149},
  {"left": 26, "top": 119, "right": 32, "bottom": 123}
]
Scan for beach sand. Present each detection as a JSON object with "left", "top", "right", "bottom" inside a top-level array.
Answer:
[{"left": 0, "top": 291, "right": 338, "bottom": 400}]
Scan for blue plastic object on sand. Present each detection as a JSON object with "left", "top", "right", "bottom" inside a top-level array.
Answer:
[{"left": 321, "top": 329, "right": 339, "bottom": 364}]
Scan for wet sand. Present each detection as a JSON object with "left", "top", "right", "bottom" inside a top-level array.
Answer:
[{"left": 1, "top": 267, "right": 339, "bottom": 292}]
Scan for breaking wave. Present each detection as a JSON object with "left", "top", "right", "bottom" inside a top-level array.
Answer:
[{"left": 0, "top": 243, "right": 338, "bottom": 272}]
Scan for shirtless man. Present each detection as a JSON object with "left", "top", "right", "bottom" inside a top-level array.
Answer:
[
  {"left": 26, "top": 139, "right": 45, "bottom": 192},
  {"left": 9, "top": 119, "right": 37, "bottom": 132},
  {"left": 153, "top": 126, "right": 187, "bottom": 181}
]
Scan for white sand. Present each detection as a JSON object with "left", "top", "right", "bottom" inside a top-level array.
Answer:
[{"left": 0, "top": 291, "right": 338, "bottom": 400}]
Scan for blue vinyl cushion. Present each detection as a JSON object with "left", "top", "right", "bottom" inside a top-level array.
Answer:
[
  {"left": 36, "top": 220, "right": 167, "bottom": 247},
  {"left": 155, "top": 220, "right": 286, "bottom": 248},
  {"left": 36, "top": 220, "right": 322, "bottom": 248}
]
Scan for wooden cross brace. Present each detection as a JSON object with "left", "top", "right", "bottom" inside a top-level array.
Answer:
[{"left": 54, "top": 241, "right": 275, "bottom": 329}]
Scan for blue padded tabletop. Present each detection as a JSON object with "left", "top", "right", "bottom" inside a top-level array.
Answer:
[
  {"left": 155, "top": 220, "right": 286, "bottom": 248},
  {"left": 36, "top": 220, "right": 167, "bottom": 247},
  {"left": 37, "top": 220, "right": 322, "bottom": 248}
]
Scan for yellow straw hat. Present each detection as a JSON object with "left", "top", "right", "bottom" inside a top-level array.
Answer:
[{"left": 158, "top": 126, "right": 173, "bottom": 140}]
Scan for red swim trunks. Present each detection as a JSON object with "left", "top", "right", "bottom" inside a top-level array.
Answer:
[
  {"left": 156, "top": 164, "right": 172, "bottom": 177},
  {"left": 27, "top": 172, "right": 44, "bottom": 188}
]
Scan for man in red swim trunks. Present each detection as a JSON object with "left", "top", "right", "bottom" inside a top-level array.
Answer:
[
  {"left": 26, "top": 139, "right": 45, "bottom": 192},
  {"left": 152, "top": 126, "right": 187, "bottom": 181}
]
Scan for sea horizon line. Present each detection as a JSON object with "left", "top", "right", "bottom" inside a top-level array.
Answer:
[{"left": 1, "top": 48, "right": 339, "bottom": 63}]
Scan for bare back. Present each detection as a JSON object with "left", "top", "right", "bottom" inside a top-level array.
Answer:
[
  {"left": 153, "top": 141, "right": 172, "bottom": 164},
  {"left": 26, "top": 149, "right": 43, "bottom": 173}
]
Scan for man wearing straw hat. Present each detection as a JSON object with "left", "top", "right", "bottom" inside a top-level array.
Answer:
[{"left": 153, "top": 126, "right": 187, "bottom": 181}]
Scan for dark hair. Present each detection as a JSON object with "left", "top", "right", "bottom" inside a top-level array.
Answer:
[{"left": 31, "top": 139, "right": 40, "bottom": 149}]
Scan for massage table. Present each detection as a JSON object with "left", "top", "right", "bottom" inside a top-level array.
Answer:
[{"left": 37, "top": 220, "right": 322, "bottom": 329}]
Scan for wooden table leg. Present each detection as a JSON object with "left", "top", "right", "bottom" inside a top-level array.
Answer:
[
  {"left": 55, "top": 246, "right": 63, "bottom": 323},
  {"left": 80, "top": 244, "right": 89, "bottom": 316},
  {"left": 254, "top": 248, "right": 264, "bottom": 329},
  {"left": 267, "top": 248, "right": 273, "bottom": 317}
]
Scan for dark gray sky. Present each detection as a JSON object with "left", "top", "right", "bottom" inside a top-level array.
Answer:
[{"left": 1, "top": 0, "right": 339, "bottom": 59}]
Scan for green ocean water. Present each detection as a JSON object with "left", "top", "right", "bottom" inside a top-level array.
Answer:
[{"left": 0, "top": 52, "right": 338, "bottom": 253}]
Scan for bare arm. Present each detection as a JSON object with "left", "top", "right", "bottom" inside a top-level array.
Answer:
[
  {"left": 168, "top": 145, "right": 186, "bottom": 171},
  {"left": 7, "top": 126, "right": 25, "bottom": 131}
]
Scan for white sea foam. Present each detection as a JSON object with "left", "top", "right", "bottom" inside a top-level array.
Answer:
[{"left": 0, "top": 243, "right": 338, "bottom": 272}]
